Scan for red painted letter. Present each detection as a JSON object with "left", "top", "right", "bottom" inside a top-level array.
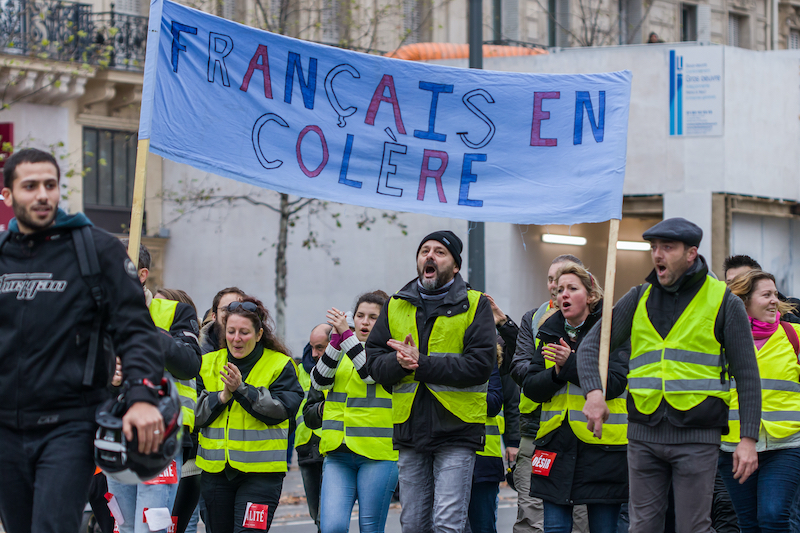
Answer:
[
  {"left": 240, "top": 44, "right": 273, "bottom": 99},
  {"left": 296, "top": 125, "right": 329, "bottom": 177},
  {"left": 365, "top": 74, "right": 406, "bottom": 134},
  {"left": 417, "top": 150, "right": 448, "bottom": 202},
  {"left": 530, "top": 92, "right": 560, "bottom": 146}
]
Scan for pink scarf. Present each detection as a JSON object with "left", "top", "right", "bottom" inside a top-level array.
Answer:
[{"left": 751, "top": 317, "right": 779, "bottom": 349}]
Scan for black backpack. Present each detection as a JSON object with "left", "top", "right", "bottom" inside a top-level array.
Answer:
[{"left": 0, "top": 226, "right": 108, "bottom": 386}]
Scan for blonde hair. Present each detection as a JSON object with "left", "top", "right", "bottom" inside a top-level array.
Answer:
[
  {"left": 554, "top": 262, "right": 604, "bottom": 313},
  {"left": 728, "top": 270, "right": 796, "bottom": 317}
]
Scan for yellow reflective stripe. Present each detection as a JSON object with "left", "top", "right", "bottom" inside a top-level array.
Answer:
[
  {"left": 762, "top": 411, "right": 800, "bottom": 422},
  {"left": 203, "top": 427, "right": 225, "bottom": 439},
  {"left": 665, "top": 379, "right": 729, "bottom": 392},
  {"left": 323, "top": 420, "right": 344, "bottom": 431},
  {"left": 569, "top": 410, "right": 627, "bottom": 425},
  {"left": 198, "top": 447, "right": 225, "bottom": 461},
  {"left": 629, "top": 350, "right": 662, "bottom": 370},
  {"left": 485, "top": 425, "right": 501, "bottom": 436},
  {"left": 428, "top": 382, "right": 489, "bottom": 394},
  {"left": 761, "top": 379, "right": 800, "bottom": 393},
  {"left": 664, "top": 348, "right": 720, "bottom": 367},
  {"left": 629, "top": 377, "right": 662, "bottom": 389},
  {"left": 347, "top": 385, "right": 392, "bottom": 408},
  {"left": 346, "top": 427, "right": 393, "bottom": 438},
  {"left": 228, "top": 428, "right": 288, "bottom": 440},
  {"left": 327, "top": 392, "right": 347, "bottom": 402},
  {"left": 229, "top": 449, "right": 286, "bottom": 463}
]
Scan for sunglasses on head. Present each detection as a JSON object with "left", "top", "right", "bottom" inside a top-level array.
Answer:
[{"left": 227, "top": 301, "right": 258, "bottom": 312}]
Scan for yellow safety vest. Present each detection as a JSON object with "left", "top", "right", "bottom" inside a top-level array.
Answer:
[
  {"left": 319, "top": 352, "right": 397, "bottom": 461},
  {"left": 294, "top": 365, "right": 315, "bottom": 448},
  {"left": 196, "top": 348, "right": 294, "bottom": 473},
  {"left": 387, "top": 290, "right": 487, "bottom": 425},
  {"left": 724, "top": 323, "right": 800, "bottom": 443},
  {"left": 477, "top": 412, "right": 506, "bottom": 457},
  {"left": 520, "top": 306, "right": 551, "bottom": 416},
  {"left": 629, "top": 277, "right": 730, "bottom": 415},
  {"left": 149, "top": 298, "right": 197, "bottom": 432},
  {"left": 536, "top": 357, "right": 627, "bottom": 445}
]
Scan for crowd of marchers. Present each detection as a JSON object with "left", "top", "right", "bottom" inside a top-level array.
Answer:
[{"left": 1, "top": 148, "right": 800, "bottom": 533}]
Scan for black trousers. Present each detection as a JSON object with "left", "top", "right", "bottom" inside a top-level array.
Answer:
[
  {"left": 201, "top": 470, "right": 284, "bottom": 533},
  {"left": 0, "top": 420, "right": 96, "bottom": 533},
  {"left": 298, "top": 460, "right": 323, "bottom": 531}
]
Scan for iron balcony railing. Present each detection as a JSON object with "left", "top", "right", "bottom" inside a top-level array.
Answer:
[{"left": 0, "top": 0, "right": 147, "bottom": 70}]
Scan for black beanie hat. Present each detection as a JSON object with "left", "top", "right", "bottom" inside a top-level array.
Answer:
[{"left": 417, "top": 230, "right": 463, "bottom": 268}]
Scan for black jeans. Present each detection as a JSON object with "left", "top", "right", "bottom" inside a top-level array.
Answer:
[
  {"left": 299, "top": 460, "right": 323, "bottom": 532},
  {"left": 201, "top": 470, "right": 284, "bottom": 533},
  {"left": 0, "top": 420, "right": 96, "bottom": 533}
]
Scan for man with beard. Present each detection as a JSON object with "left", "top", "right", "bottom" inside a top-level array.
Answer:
[
  {"left": 0, "top": 148, "right": 165, "bottom": 533},
  {"left": 367, "top": 230, "right": 496, "bottom": 533},
  {"left": 578, "top": 218, "right": 760, "bottom": 533}
]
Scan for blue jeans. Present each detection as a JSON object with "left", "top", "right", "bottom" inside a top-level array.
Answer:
[
  {"left": 543, "top": 502, "right": 621, "bottom": 533},
  {"left": 107, "top": 454, "right": 183, "bottom": 533},
  {"left": 398, "top": 446, "right": 477, "bottom": 533},
  {"left": 719, "top": 448, "right": 800, "bottom": 533},
  {"left": 319, "top": 451, "right": 398, "bottom": 533},
  {"left": 468, "top": 482, "right": 500, "bottom": 533}
]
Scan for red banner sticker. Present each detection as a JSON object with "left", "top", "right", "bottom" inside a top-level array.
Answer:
[
  {"left": 143, "top": 461, "right": 178, "bottom": 485},
  {"left": 113, "top": 522, "right": 120, "bottom": 533},
  {"left": 243, "top": 502, "right": 269, "bottom": 530},
  {"left": 531, "top": 450, "right": 557, "bottom": 476}
]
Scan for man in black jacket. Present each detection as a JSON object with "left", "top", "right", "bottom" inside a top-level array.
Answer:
[
  {"left": 0, "top": 149, "right": 166, "bottom": 533},
  {"left": 367, "top": 230, "right": 496, "bottom": 533}
]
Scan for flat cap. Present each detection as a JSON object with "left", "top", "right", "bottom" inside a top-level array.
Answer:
[{"left": 642, "top": 217, "right": 702, "bottom": 248}]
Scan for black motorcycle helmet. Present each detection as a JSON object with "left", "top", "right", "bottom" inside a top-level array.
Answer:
[{"left": 95, "top": 378, "right": 183, "bottom": 484}]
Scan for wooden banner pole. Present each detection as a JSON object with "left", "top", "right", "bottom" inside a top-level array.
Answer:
[
  {"left": 126, "top": 139, "right": 150, "bottom": 267},
  {"left": 599, "top": 218, "right": 620, "bottom": 395}
]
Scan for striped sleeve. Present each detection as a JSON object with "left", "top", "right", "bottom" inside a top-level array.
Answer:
[
  {"left": 341, "top": 335, "right": 376, "bottom": 384},
  {"left": 310, "top": 343, "right": 342, "bottom": 390}
]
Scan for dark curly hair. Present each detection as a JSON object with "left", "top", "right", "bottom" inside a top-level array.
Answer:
[
  {"left": 225, "top": 296, "right": 290, "bottom": 356},
  {"left": 354, "top": 290, "right": 389, "bottom": 314}
]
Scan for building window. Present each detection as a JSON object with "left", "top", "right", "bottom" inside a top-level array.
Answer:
[
  {"left": 321, "top": 0, "right": 339, "bottom": 42},
  {"left": 548, "top": 0, "right": 570, "bottom": 47},
  {"left": 681, "top": 4, "right": 697, "bottom": 41},
  {"left": 789, "top": 29, "right": 800, "bottom": 49},
  {"left": 114, "top": 0, "right": 142, "bottom": 15},
  {"left": 83, "top": 128, "right": 137, "bottom": 233},
  {"left": 728, "top": 13, "right": 743, "bottom": 47},
  {"left": 220, "top": 0, "right": 237, "bottom": 21},
  {"left": 403, "top": 0, "right": 421, "bottom": 44}
]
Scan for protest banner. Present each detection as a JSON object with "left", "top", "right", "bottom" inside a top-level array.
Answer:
[{"left": 130, "top": 0, "right": 632, "bottom": 385}]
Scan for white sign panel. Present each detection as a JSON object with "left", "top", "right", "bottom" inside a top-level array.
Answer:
[{"left": 669, "top": 47, "right": 723, "bottom": 137}]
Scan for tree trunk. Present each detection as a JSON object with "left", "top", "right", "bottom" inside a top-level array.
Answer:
[{"left": 274, "top": 193, "right": 290, "bottom": 341}]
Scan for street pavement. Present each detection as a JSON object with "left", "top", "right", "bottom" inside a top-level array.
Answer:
[{"left": 269, "top": 458, "right": 519, "bottom": 532}]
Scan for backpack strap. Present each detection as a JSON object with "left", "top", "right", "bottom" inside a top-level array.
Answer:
[
  {"left": 781, "top": 321, "right": 800, "bottom": 359},
  {"left": 72, "top": 226, "right": 105, "bottom": 387}
]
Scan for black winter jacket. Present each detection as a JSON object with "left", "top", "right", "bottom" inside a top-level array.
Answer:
[
  {"left": 159, "top": 301, "right": 202, "bottom": 380},
  {"left": 366, "top": 274, "right": 496, "bottom": 453},
  {"left": 524, "top": 307, "right": 629, "bottom": 505},
  {"left": 297, "top": 343, "right": 324, "bottom": 465},
  {"left": 0, "top": 211, "right": 164, "bottom": 429}
]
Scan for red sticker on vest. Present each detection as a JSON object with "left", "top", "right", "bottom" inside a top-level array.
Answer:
[
  {"left": 531, "top": 450, "right": 557, "bottom": 476},
  {"left": 243, "top": 502, "right": 269, "bottom": 530},
  {"left": 143, "top": 460, "right": 178, "bottom": 485}
]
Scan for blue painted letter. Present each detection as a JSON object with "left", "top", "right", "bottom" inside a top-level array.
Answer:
[
  {"left": 171, "top": 22, "right": 197, "bottom": 73},
  {"left": 285, "top": 52, "right": 318, "bottom": 110},
  {"left": 414, "top": 82, "right": 454, "bottom": 142},
  {"left": 459, "top": 154, "right": 486, "bottom": 207},
  {"left": 573, "top": 91, "right": 605, "bottom": 145}
]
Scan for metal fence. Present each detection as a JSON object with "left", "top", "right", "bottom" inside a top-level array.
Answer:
[{"left": 0, "top": 0, "right": 147, "bottom": 70}]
